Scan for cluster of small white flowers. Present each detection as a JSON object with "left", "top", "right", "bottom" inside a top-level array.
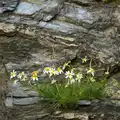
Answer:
[
  {"left": 10, "top": 70, "right": 41, "bottom": 87},
  {"left": 10, "top": 57, "right": 110, "bottom": 87},
  {"left": 10, "top": 70, "right": 27, "bottom": 81},
  {"left": 43, "top": 67, "right": 63, "bottom": 84},
  {"left": 18, "top": 72, "right": 27, "bottom": 81},
  {"left": 65, "top": 69, "right": 84, "bottom": 86},
  {"left": 43, "top": 67, "right": 63, "bottom": 77},
  {"left": 43, "top": 62, "right": 84, "bottom": 86},
  {"left": 17, "top": 72, "right": 24, "bottom": 79},
  {"left": 10, "top": 70, "right": 28, "bottom": 87}
]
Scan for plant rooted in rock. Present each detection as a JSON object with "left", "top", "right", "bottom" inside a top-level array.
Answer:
[{"left": 9, "top": 58, "right": 120, "bottom": 108}]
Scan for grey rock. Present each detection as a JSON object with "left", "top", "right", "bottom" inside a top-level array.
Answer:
[
  {"left": 7, "top": 89, "right": 27, "bottom": 98},
  {"left": 59, "top": 4, "right": 96, "bottom": 27},
  {"left": 25, "top": 90, "right": 39, "bottom": 97},
  {"left": 27, "top": 0, "right": 46, "bottom": 5},
  {"left": 113, "top": 7, "right": 120, "bottom": 25},
  {"left": 23, "top": 113, "right": 50, "bottom": 120},
  {"left": 109, "top": 72, "right": 120, "bottom": 82},
  {"left": 13, "top": 97, "right": 38, "bottom": 105},
  {"left": 75, "top": 113, "right": 89, "bottom": 120},
  {"left": 0, "top": 0, "right": 19, "bottom": 13},
  {"left": 15, "top": 2, "right": 41, "bottom": 15},
  {"left": 0, "top": 23, "right": 16, "bottom": 34},
  {"left": 54, "top": 111, "right": 62, "bottom": 115},
  {"left": 66, "top": 0, "right": 92, "bottom": 6},
  {"left": 73, "top": 0, "right": 90, "bottom": 5},
  {"left": 6, "top": 62, "right": 29, "bottom": 72},
  {"left": 7, "top": 88, "right": 39, "bottom": 98},
  {"left": 63, "top": 113, "right": 74, "bottom": 119},
  {"left": 38, "top": 20, "right": 84, "bottom": 34},
  {"left": 103, "top": 99, "right": 120, "bottom": 107},
  {"left": 4, "top": 97, "right": 13, "bottom": 108},
  {"left": 1, "top": 2, "right": 120, "bottom": 119},
  {"left": 111, "top": 95, "right": 120, "bottom": 100},
  {"left": 78, "top": 100, "right": 91, "bottom": 106},
  {"left": 42, "top": 0, "right": 65, "bottom": 21},
  {"left": 6, "top": 16, "right": 20, "bottom": 23},
  {"left": 33, "top": 0, "right": 65, "bottom": 21},
  {"left": 15, "top": 0, "right": 64, "bottom": 18},
  {"left": 0, "top": 0, "right": 119, "bottom": 80},
  {"left": 111, "top": 100, "right": 120, "bottom": 107},
  {"left": 12, "top": 81, "right": 21, "bottom": 89},
  {"left": 63, "top": 113, "right": 89, "bottom": 120}
]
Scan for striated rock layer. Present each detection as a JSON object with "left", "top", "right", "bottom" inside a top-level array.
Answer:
[
  {"left": 0, "top": 0, "right": 120, "bottom": 120},
  {"left": 0, "top": 0, "right": 120, "bottom": 76}
]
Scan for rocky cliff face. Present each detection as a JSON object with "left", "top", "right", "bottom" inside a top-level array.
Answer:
[
  {"left": 0, "top": 0, "right": 120, "bottom": 78},
  {"left": 1, "top": 1, "right": 120, "bottom": 120}
]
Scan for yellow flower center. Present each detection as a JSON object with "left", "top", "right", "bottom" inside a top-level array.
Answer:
[{"left": 31, "top": 71, "right": 37, "bottom": 77}]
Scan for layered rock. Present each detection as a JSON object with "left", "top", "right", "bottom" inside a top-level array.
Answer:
[
  {"left": 0, "top": 0, "right": 19, "bottom": 13},
  {"left": 0, "top": 0, "right": 119, "bottom": 76},
  {"left": 0, "top": 1, "right": 120, "bottom": 120}
]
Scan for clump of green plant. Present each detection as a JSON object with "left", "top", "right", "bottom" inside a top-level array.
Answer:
[
  {"left": 36, "top": 82, "right": 106, "bottom": 108},
  {"left": 9, "top": 57, "right": 119, "bottom": 108},
  {"left": 34, "top": 58, "right": 108, "bottom": 108}
]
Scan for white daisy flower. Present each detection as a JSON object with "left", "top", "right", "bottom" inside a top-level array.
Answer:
[
  {"left": 49, "top": 68, "right": 56, "bottom": 77},
  {"left": 55, "top": 67, "right": 63, "bottom": 75},
  {"left": 21, "top": 74, "right": 27, "bottom": 81},
  {"left": 17, "top": 72, "right": 25, "bottom": 79},
  {"left": 43, "top": 67, "right": 51, "bottom": 74},
  {"left": 81, "top": 57, "right": 87, "bottom": 63},
  {"left": 31, "top": 71, "right": 38, "bottom": 81},
  {"left": 65, "top": 70, "right": 74, "bottom": 79},
  {"left": 76, "top": 73, "right": 83, "bottom": 82},
  {"left": 10, "top": 70, "right": 17, "bottom": 79},
  {"left": 87, "top": 68, "right": 95, "bottom": 76},
  {"left": 31, "top": 75, "right": 38, "bottom": 81}
]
